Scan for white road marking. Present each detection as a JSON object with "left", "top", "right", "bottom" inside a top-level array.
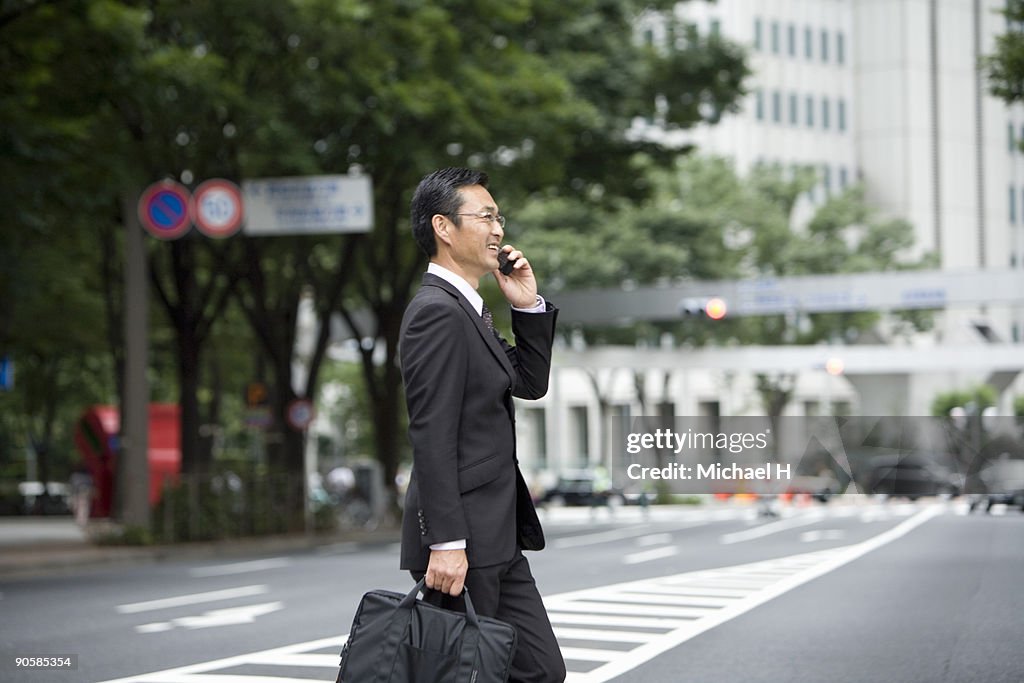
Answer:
[
  {"left": 135, "top": 602, "right": 284, "bottom": 633},
  {"left": 635, "top": 533, "right": 673, "bottom": 546},
  {"left": 719, "top": 511, "right": 825, "bottom": 544},
  {"left": 116, "top": 585, "right": 269, "bottom": 614},
  {"left": 96, "top": 635, "right": 347, "bottom": 683},
  {"left": 551, "top": 524, "right": 652, "bottom": 549},
  {"left": 97, "top": 505, "right": 944, "bottom": 683},
  {"left": 800, "top": 529, "right": 846, "bottom": 543},
  {"left": 189, "top": 558, "right": 291, "bottom": 578},
  {"left": 623, "top": 546, "right": 679, "bottom": 564},
  {"left": 552, "top": 627, "right": 653, "bottom": 643}
]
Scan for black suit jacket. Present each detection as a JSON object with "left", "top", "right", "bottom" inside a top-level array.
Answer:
[{"left": 399, "top": 273, "right": 557, "bottom": 571}]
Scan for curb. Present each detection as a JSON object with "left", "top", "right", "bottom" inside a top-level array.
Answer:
[{"left": 0, "top": 527, "right": 402, "bottom": 580}]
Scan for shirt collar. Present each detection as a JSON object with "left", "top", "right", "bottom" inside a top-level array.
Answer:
[{"left": 427, "top": 262, "right": 483, "bottom": 315}]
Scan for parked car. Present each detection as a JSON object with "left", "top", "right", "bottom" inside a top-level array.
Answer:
[
  {"left": 537, "top": 471, "right": 625, "bottom": 508},
  {"left": 864, "top": 455, "right": 961, "bottom": 499}
]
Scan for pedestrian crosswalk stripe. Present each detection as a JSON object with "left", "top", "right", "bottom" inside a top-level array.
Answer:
[{"left": 97, "top": 506, "right": 943, "bottom": 683}]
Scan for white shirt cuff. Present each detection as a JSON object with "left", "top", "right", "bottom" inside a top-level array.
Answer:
[
  {"left": 429, "top": 539, "right": 467, "bottom": 551},
  {"left": 512, "top": 295, "right": 546, "bottom": 313}
]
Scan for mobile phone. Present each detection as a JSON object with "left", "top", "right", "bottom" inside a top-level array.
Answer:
[{"left": 497, "top": 250, "right": 517, "bottom": 276}]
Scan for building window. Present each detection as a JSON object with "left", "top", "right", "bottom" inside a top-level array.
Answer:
[
  {"left": 523, "top": 408, "right": 547, "bottom": 469},
  {"left": 642, "top": 28, "right": 654, "bottom": 46},
  {"left": 771, "top": 21, "right": 780, "bottom": 53},
  {"left": 788, "top": 24, "right": 796, "bottom": 56},
  {"left": 822, "top": 97, "right": 830, "bottom": 130},
  {"left": 837, "top": 32, "right": 845, "bottom": 65},
  {"left": 806, "top": 95, "right": 814, "bottom": 127},
  {"left": 756, "top": 89, "right": 764, "bottom": 120},
  {"left": 570, "top": 405, "right": 589, "bottom": 468},
  {"left": 823, "top": 165, "right": 832, "bottom": 196},
  {"left": 1011, "top": 185, "right": 1017, "bottom": 224},
  {"left": 838, "top": 99, "right": 847, "bottom": 132},
  {"left": 789, "top": 93, "right": 799, "bottom": 125},
  {"left": 710, "top": 19, "right": 721, "bottom": 36},
  {"left": 839, "top": 166, "right": 849, "bottom": 189},
  {"left": 805, "top": 26, "right": 813, "bottom": 59},
  {"left": 821, "top": 29, "right": 829, "bottom": 62},
  {"left": 755, "top": 18, "right": 763, "bottom": 50},
  {"left": 772, "top": 91, "right": 781, "bottom": 122},
  {"left": 1011, "top": 122, "right": 1017, "bottom": 152}
]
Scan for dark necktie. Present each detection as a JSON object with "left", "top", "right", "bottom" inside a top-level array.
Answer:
[{"left": 481, "top": 303, "right": 495, "bottom": 333}]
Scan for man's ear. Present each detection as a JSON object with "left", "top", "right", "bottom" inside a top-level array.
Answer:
[{"left": 432, "top": 214, "right": 452, "bottom": 246}]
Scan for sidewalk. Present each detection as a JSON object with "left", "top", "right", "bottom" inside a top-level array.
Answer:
[{"left": 0, "top": 516, "right": 401, "bottom": 579}]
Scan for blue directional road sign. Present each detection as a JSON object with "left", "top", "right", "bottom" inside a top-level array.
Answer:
[{"left": 138, "top": 180, "right": 192, "bottom": 239}]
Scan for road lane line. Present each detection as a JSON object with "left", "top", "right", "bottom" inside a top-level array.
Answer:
[
  {"left": 547, "top": 613, "right": 692, "bottom": 629},
  {"left": 552, "top": 627, "right": 654, "bottom": 643},
  {"left": 607, "top": 592, "right": 737, "bottom": 608},
  {"left": 623, "top": 546, "right": 678, "bottom": 564},
  {"left": 189, "top": 558, "right": 291, "bottom": 577},
  {"left": 635, "top": 533, "right": 673, "bottom": 546},
  {"left": 247, "top": 653, "right": 339, "bottom": 667},
  {"left": 96, "top": 635, "right": 346, "bottom": 683},
  {"left": 622, "top": 584, "right": 748, "bottom": 598},
  {"left": 560, "top": 647, "right": 618, "bottom": 662},
  {"left": 116, "top": 585, "right": 269, "bottom": 614},
  {"left": 719, "top": 512, "right": 825, "bottom": 544},
  {"left": 547, "top": 601, "right": 713, "bottom": 619}
]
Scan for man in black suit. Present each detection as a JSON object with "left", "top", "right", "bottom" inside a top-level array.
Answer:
[{"left": 400, "top": 167, "right": 565, "bottom": 683}]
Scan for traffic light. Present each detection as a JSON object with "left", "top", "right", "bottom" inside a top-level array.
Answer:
[{"left": 678, "top": 297, "right": 728, "bottom": 320}]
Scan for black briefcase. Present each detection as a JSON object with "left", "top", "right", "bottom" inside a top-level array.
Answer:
[{"left": 336, "top": 579, "right": 517, "bottom": 683}]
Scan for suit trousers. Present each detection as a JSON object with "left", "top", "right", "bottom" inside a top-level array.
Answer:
[{"left": 412, "top": 549, "right": 566, "bottom": 683}]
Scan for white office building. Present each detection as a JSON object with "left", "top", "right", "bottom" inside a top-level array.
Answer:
[
  {"left": 513, "top": 0, "right": 1024, "bottom": 483},
  {"left": 633, "top": 0, "right": 1023, "bottom": 343}
]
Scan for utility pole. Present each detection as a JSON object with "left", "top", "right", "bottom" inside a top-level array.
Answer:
[{"left": 118, "top": 192, "right": 150, "bottom": 531}]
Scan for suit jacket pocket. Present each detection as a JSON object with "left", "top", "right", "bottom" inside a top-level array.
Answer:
[{"left": 457, "top": 453, "right": 506, "bottom": 493}]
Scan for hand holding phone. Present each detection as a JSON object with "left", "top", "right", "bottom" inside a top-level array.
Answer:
[{"left": 497, "top": 250, "right": 518, "bottom": 276}]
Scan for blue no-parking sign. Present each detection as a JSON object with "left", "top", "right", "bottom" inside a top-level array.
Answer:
[
  {"left": 0, "top": 355, "right": 13, "bottom": 391},
  {"left": 138, "top": 180, "right": 192, "bottom": 239}
]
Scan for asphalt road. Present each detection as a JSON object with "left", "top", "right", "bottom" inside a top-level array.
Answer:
[{"left": 0, "top": 498, "right": 1020, "bottom": 683}]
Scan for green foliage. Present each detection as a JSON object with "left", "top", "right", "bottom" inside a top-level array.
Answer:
[
  {"left": 930, "top": 386, "right": 997, "bottom": 418},
  {"left": 3, "top": 0, "right": 751, "bottom": 504},
  {"left": 1015, "top": 395, "right": 1024, "bottom": 418},
  {"left": 984, "top": 0, "right": 1024, "bottom": 107}
]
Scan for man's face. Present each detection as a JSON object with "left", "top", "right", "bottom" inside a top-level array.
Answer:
[{"left": 444, "top": 184, "right": 504, "bottom": 279}]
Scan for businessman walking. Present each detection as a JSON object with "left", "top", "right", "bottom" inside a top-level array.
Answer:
[{"left": 399, "top": 167, "right": 566, "bottom": 682}]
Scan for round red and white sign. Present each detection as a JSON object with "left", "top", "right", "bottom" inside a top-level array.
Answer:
[
  {"left": 286, "top": 398, "right": 315, "bottom": 431},
  {"left": 191, "top": 179, "right": 244, "bottom": 238}
]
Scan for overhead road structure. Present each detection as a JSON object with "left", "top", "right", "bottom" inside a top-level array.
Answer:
[{"left": 553, "top": 268, "right": 1024, "bottom": 325}]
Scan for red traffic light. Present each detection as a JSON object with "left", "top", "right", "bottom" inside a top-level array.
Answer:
[{"left": 705, "top": 297, "right": 727, "bottom": 320}]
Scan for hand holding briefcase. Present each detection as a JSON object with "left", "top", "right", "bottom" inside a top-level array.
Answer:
[{"left": 336, "top": 579, "right": 518, "bottom": 683}]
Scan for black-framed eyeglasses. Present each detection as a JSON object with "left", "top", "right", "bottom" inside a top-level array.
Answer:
[{"left": 449, "top": 212, "right": 506, "bottom": 229}]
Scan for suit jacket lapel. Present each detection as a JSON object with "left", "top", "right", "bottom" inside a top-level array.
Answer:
[{"left": 420, "top": 274, "right": 515, "bottom": 382}]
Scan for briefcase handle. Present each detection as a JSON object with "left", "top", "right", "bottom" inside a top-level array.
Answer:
[{"left": 377, "top": 578, "right": 482, "bottom": 682}]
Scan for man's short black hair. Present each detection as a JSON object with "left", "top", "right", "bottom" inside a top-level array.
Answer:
[{"left": 411, "top": 167, "right": 490, "bottom": 257}]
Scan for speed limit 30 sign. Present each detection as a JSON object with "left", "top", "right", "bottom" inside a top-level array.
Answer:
[{"left": 191, "top": 179, "right": 244, "bottom": 238}]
